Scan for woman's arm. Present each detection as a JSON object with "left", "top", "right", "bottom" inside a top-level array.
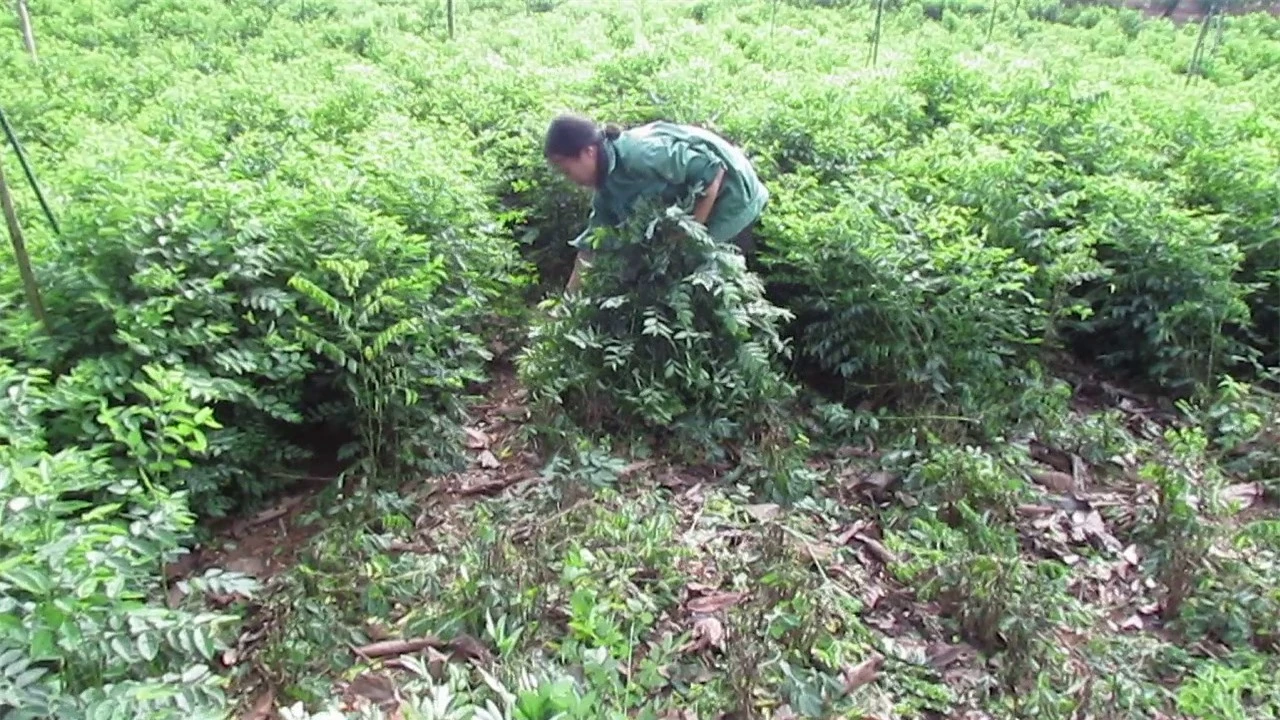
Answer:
[
  {"left": 566, "top": 197, "right": 614, "bottom": 292},
  {"left": 566, "top": 248, "right": 594, "bottom": 292},
  {"left": 646, "top": 139, "right": 726, "bottom": 225},
  {"left": 693, "top": 166, "right": 726, "bottom": 225}
]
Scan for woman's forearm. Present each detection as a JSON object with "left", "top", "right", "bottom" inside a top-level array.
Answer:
[
  {"left": 566, "top": 248, "right": 595, "bottom": 292},
  {"left": 693, "top": 167, "right": 725, "bottom": 224}
]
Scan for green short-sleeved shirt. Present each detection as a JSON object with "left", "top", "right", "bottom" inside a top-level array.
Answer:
[{"left": 570, "top": 121, "right": 768, "bottom": 249}]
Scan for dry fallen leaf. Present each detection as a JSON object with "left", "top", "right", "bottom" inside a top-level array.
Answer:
[
  {"left": 745, "top": 503, "right": 781, "bottom": 522},
  {"left": 166, "top": 583, "right": 186, "bottom": 609},
  {"left": 687, "top": 590, "right": 747, "bottom": 614},
  {"left": 926, "top": 642, "right": 973, "bottom": 669},
  {"left": 425, "top": 646, "right": 450, "bottom": 680},
  {"left": 773, "top": 705, "right": 799, "bottom": 720},
  {"left": 1120, "top": 615, "right": 1144, "bottom": 631},
  {"left": 860, "top": 584, "right": 885, "bottom": 611},
  {"left": 854, "top": 534, "right": 897, "bottom": 566},
  {"left": 1031, "top": 441, "right": 1073, "bottom": 473},
  {"left": 244, "top": 687, "right": 276, "bottom": 720},
  {"left": 841, "top": 653, "right": 884, "bottom": 694},
  {"left": 225, "top": 556, "right": 266, "bottom": 577},
  {"left": 835, "top": 440, "right": 876, "bottom": 458},
  {"left": 477, "top": 450, "right": 501, "bottom": 469},
  {"left": 463, "top": 427, "right": 490, "bottom": 449},
  {"left": 618, "top": 460, "right": 655, "bottom": 478},
  {"left": 1223, "top": 483, "right": 1262, "bottom": 511},
  {"left": 346, "top": 673, "right": 398, "bottom": 707},
  {"left": 681, "top": 616, "right": 726, "bottom": 653},
  {"left": 856, "top": 470, "right": 899, "bottom": 492},
  {"left": 1071, "top": 509, "right": 1123, "bottom": 552},
  {"left": 1122, "top": 544, "right": 1141, "bottom": 566},
  {"left": 797, "top": 538, "right": 838, "bottom": 566},
  {"left": 1031, "top": 470, "right": 1075, "bottom": 493},
  {"left": 1070, "top": 453, "right": 1093, "bottom": 488},
  {"left": 448, "top": 634, "right": 494, "bottom": 664}
]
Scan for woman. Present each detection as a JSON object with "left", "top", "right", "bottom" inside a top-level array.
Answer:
[{"left": 543, "top": 114, "right": 769, "bottom": 291}]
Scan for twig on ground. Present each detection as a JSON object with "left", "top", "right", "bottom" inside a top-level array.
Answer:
[{"left": 353, "top": 637, "right": 445, "bottom": 659}]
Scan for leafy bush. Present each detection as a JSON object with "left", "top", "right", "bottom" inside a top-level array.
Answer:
[
  {"left": 518, "top": 205, "right": 798, "bottom": 458},
  {"left": 761, "top": 172, "right": 1047, "bottom": 420},
  {"left": 1066, "top": 176, "right": 1253, "bottom": 391},
  {"left": 0, "top": 361, "right": 250, "bottom": 719},
  {"left": 0, "top": 124, "right": 520, "bottom": 516}
]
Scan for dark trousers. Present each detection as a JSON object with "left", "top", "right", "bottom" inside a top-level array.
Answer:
[{"left": 731, "top": 223, "right": 762, "bottom": 273}]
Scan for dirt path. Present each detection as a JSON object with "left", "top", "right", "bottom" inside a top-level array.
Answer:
[{"left": 164, "top": 359, "right": 537, "bottom": 588}]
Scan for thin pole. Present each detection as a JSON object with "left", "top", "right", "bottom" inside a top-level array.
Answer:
[
  {"left": 0, "top": 107, "right": 59, "bottom": 234},
  {"left": 0, "top": 153, "right": 48, "bottom": 331},
  {"left": 869, "top": 0, "right": 886, "bottom": 68},
  {"left": 16, "top": 0, "right": 37, "bottom": 62}
]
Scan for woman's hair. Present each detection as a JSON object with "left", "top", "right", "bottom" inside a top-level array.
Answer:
[{"left": 544, "top": 113, "right": 621, "bottom": 158}]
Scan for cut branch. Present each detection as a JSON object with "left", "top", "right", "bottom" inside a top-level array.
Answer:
[{"left": 353, "top": 637, "right": 444, "bottom": 658}]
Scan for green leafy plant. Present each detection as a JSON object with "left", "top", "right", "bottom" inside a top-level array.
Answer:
[
  {"left": 518, "top": 205, "right": 798, "bottom": 461},
  {"left": 0, "top": 361, "right": 251, "bottom": 719}
]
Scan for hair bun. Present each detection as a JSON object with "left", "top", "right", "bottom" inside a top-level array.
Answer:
[{"left": 602, "top": 123, "right": 622, "bottom": 141}]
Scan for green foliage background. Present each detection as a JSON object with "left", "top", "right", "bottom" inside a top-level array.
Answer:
[{"left": 0, "top": 0, "right": 1278, "bottom": 717}]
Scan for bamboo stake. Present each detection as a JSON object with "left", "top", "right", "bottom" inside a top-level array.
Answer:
[
  {"left": 0, "top": 107, "right": 59, "bottom": 234},
  {"left": 1185, "top": 9, "right": 1215, "bottom": 86},
  {"left": 0, "top": 153, "right": 48, "bottom": 331},
  {"left": 868, "top": 0, "right": 886, "bottom": 67},
  {"left": 446, "top": 0, "right": 454, "bottom": 39},
  {"left": 16, "top": 0, "right": 37, "bottom": 62}
]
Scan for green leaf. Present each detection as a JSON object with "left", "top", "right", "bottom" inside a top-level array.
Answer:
[
  {"left": 104, "top": 575, "right": 126, "bottom": 600},
  {"left": 0, "top": 648, "right": 23, "bottom": 668},
  {"left": 3, "top": 566, "right": 52, "bottom": 596},
  {"left": 81, "top": 503, "right": 124, "bottom": 522},
  {"left": 194, "top": 628, "right": 216, "bottom": 660},
  {"left": 109, "top": 636, "right": 134, "bottom": 663},
  {"left": 180, "top": 664, "right": 208, "bottom": 684},
  {"left": 29, "top": 629, "right": 56, "bottom": 661},
  {"left": 13, "top": 667, "right": 45, "bottom": 688},
  {"left": 137, "top": 633, "right": 159, "bottom": 662}
]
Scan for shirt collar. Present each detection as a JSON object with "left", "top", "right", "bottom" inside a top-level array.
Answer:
[{"left": 602, "top": 138, "right": 619, "bottom": 181}]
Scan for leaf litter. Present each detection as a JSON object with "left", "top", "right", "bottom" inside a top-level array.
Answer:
[{"left": 218, "top": 364, "right": 1277, "bottom": 719}]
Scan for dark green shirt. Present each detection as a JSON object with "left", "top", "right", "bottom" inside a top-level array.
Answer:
[{"left": 570, "top": 121, "right": 768, "bottom": 249}]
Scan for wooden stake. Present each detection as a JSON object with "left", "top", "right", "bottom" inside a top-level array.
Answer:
[
  {"left": 868, "top": 0, "right": 886, "bottom": 68},
  {"left": 16, "top": 0, "right": 37, "bottom": 62},
  {"left": 0, "top": 153, "right": 47, "bottom": 331},
  {"left": 446, "top": 0, "right": 454, "bottom": 39}
]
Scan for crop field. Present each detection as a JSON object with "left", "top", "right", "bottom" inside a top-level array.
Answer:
[{"left": 1, "top": 0, "right": 1278, "bottom": 718}]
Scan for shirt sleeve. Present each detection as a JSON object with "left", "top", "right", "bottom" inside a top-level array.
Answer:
[{"left": 650, "top": 140, "right": 724, "bottom": 193}]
